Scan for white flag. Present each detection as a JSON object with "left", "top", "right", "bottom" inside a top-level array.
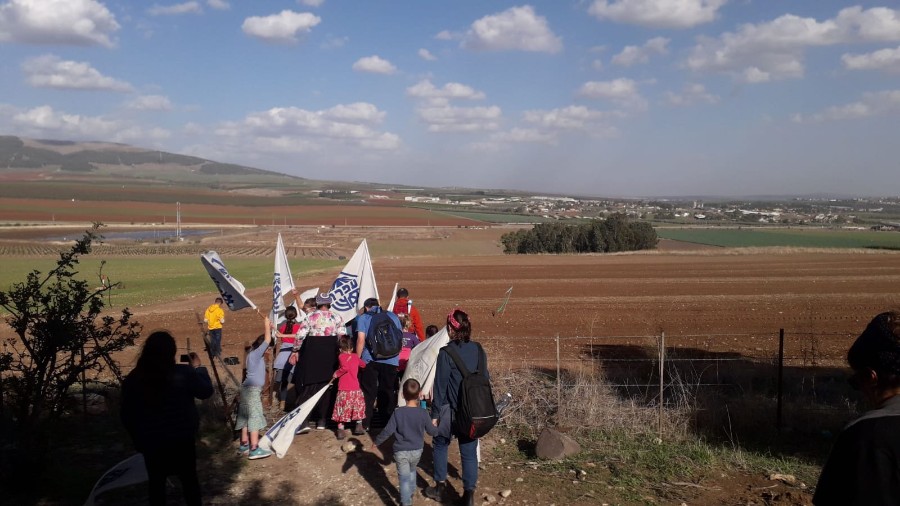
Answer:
[
  {"left": 385, "top": 282, "right": 399, "bottom": 314},
  {"left": 398, "top": 326, "right": 450, "bottom": 406},
  {"left": 327, "top": 239, "right": 379, "bottom": 323},
  {"left": 271, "top": 233, "right": 296, "bottom": 322},
  {"left": 200, "top": 251, "right": 256, "bottom": 310},
  {"left": 259, "top": 382, "right": 332, "bottom": 458},
  {"left": 83, "top": 454, "right": 147, "bottom": 506}
]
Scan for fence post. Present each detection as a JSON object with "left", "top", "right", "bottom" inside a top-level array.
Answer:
[
  {"left": 556, "top": 334, "right": 561, "bottom": 416},
  {"left": 777, "top": 328, "right": 784, "bottom": 432},
  {"left": 658, "top": 331, "right": 665, "bottom": 439},
  {"left": 81, "top": 344, "right": 88, "bottom": 420}
]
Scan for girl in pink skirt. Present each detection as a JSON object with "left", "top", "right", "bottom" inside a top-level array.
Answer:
[{"left": 332, "top": 337, "right": 366, "bottom": 439}]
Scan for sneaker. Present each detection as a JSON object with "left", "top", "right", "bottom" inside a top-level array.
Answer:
[
  {"left": 336, "top": 429, "right": 347, "bottom": 440},
  {"left": 423, "top": 481, "right": 446, "bottom": 501},
  {"left": 248, "top": 447, "right": 272, "bottom": 460},
  {"left": 295, "top": 426, "right": 311, "bottom": 435},
  {"left": 237, "top": 443, "right": 250, "bottom": 455},
  {"left": 316, "top": 419, "right": 327, "bottom": 430}
]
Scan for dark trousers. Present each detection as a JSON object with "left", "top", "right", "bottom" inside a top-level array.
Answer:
[
  {"left": 142, "top": 438, "right": 201, "bottom": 506},
  {"left": 296, "top": 381, "right": 332, "bottom": 423},
  {"left": 359, "top": 361, "right": 398, "bottom": 429},
  {"left": 208, "top": 328, "right": 222, "bottom": 357}
]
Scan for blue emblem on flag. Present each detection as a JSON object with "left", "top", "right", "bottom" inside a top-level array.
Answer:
[{"left": 329, "top": 272, "right": 360, "bottom": 312}]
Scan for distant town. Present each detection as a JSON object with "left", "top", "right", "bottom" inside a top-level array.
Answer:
[{"left": 313, "top": 188, "right": 900, "bottom": 230}]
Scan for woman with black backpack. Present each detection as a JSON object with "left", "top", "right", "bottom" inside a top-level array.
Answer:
[{"left": 425, "top": 309, "right": 493, "bottom": 506}]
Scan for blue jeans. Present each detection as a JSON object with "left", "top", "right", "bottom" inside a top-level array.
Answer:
[
  {"left": 432, "top": 433, "right": 479, "bottom": 492},
  {"left": 394, "top": 449, "right": 422, "bottom": 505},
  {"left": 208, "top": 329, "right": 222, "bottom": 357}
]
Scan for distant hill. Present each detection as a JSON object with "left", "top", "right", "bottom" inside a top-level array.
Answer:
[{"left": 0, "top": 135, "right": 294, "bottom": 179}]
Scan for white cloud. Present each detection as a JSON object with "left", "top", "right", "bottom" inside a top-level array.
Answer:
[
  {"left": 687, "top": 7, "right": 900, "bottom": 83},
  {"left": 22, "top": 54, "right": 132, "bottom": 92},
  {"left": 842, "top": 46, "right": 900, "bottom": 73},
  {"left": 591, "top": 59, "right": 604, "bottom": 71},
  {"left": 126, "top": 95, "right": 173, "bottom": 111},
  {"left": 207, "top": 0, "right": 229, "bottom": 10},
  {"left": 522, "top": 105, "right": 620, "bottom": 130},
  {"left": 418, "top": 48, "right": 437, "bottom": 61},
  {"left": 214, "top": 102, "right": 400, "bottom": 153},
  {"left": 320, "top": 34, "right": 348, "bottom": 49},
  {"left": 406, "top": 79, "right": 499, "bottom": 132},
  {"left": 589, "top": 0, "right": 726, "bottom": 29},
  {"left": 416, "top": 104, "right": 502, "bottom": 133},
  {"left": 612, "top": 36, "right": 669, "bottom": 66},
  {"left": 490, "top": 128, "right": 557, "bottom": 145},
  {"left": 242, "top": 10, "right": 321, "bottom": 44},
  {"left": 298, "top": 0, "right": 324, "bottom": 6},
  {"left": 9, "top": 105, "right": 170, "bottom": 142},
  {"left": 148, "top": 2, "right": 202, "bottom": 16},
  {"left": 663, "top": 83, "right": 719, "bottom": 106},
  {"left": 0, "top": 0, "right": 119, "bottom": 47},
  {"left": 406, "top": 80, "right": 486, "bottom": 103},
  {"left": 434, "top": 30, "right": 458, "bottom": 41},
  {"left": 462, "top": 5, "right": 562, "bottom": 53},
  {"left": 352, "top": 55, "right": 397, "bottom": 75},
  {"left": 577, "top": 78, "right": 647, "bottom": 109},
  {"left": 794, "top": 90, "right": 900, "bottom": 123}
]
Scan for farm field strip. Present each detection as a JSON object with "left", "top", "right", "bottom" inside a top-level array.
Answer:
[{"left": 657, "top": 227, "right": 900, "bottom": 249}]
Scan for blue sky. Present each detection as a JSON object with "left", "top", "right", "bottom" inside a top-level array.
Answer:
[{"left": 0, "top": 0, "right": 898, "bottom": 197}]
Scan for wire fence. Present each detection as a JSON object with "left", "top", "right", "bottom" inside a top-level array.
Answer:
[{"left": 64, "top": 328, "right": 857, "bottom": 438}]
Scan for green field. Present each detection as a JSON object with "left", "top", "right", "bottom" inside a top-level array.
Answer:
[
  {"left": 0, "top": 257, "right": 341, "bottom": 309},
  {"left": 657, "top": 227, "right": 900, "bottom": 249}
]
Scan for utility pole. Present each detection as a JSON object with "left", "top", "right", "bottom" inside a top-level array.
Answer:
[{"left": 176, "top": 201, "right": 182, "bottom": 239}]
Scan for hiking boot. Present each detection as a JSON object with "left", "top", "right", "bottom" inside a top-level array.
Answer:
[
  {"left": 237, "top": 443, "right": 250, "bottom": 455},
  {"left": 459, "top": 489, "right": 475, "bottom": 506},
  {"left": 336, "top": 429, "right": 348, "bottom": 440},
  {"left": 352, "top": 424, "right": 366, "bottom": 436},
  {"left": 248, "top": 447, "right": 272, "bottom": 460},
  {"left": 424, "top": 481, "right": 447, "bottom": 501}
]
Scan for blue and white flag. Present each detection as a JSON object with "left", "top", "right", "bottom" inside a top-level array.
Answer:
[
  {"left": 271, "top": 233, "right": 295, "bottom": 322},
  {"left": 83, "top": 454, "right": 147, "bottom": 506},
  {"left": 259, "top": 382, "right": 332, "bottom": 458},
  {"left": 398, "top": 326, "right": 449, "bottom": 407},
  {"left": 328, "top": 239, "right": 379, "bottom": 323},
  {"left": 200, "top": 251, "right": 256, "bottom": 311}
]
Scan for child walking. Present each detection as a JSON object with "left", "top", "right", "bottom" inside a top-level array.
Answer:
[
  {"left": 332, "top": 336, "right": 366, "bottom": 440},
  {"left": 374, "top": 378, "right": 439, "bottom": 506},
  {"left": 236, "top": 316, "right": 273, "bottom": 460}
]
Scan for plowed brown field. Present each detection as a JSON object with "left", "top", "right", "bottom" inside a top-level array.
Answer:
[{"left": 118, "top": 250, "right": 900, "bottom": 370}]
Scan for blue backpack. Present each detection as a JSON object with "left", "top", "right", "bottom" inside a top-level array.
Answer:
[{"left": 365, "top": 309, "right": 403, "bottom": 359}]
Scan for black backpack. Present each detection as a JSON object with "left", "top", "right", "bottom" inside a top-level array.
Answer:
[
  {"left": 365, "top": 309, "right": 404, "bottom": 359},
  {"left": 444, "top": 343, "right": 498, "bottom": 439}
]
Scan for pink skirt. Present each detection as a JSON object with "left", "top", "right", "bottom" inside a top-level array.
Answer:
[{"left": 333, "top": 389, "right": 366, "bottom": 423}]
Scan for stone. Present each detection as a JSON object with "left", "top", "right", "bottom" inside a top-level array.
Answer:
[
  {"left": 341, "top": 441, "right": 358, "bottom": 453},
  {"left": 768, "top": 473, "right": 797, "bottom": 485},
  {"left": 515, "top": 477, "right": 524, "bottom": 483},
  {"left": 483, "top": 494, "right": 497, "bottom": 503},
  {"left": 535, "top": 427, "right": 581, "bottom": 460},
  {"left": 499, "top": 489, "right": 512, "bottom": 498}
]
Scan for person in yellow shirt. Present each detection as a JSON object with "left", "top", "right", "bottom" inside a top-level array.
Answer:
[{"left": 204, "top": 297, "right": 225, "bottom": 357}]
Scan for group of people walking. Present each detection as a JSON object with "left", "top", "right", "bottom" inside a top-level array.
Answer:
[{"left": 122, "top": 287, "right": 489, "bottom": 506}]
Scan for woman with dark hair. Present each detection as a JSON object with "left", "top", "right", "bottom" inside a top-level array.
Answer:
[
  {"left": 121, "top": 331, "right": 214, "bottom": 506},
  {"left": 814, "top": 310, "right": 900, "bottom": 505},
  {"left": 425, "top": 309, "right": 488, "bottom": 506}
]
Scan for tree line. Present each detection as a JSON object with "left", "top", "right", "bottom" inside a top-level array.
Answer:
[{"left": 501, "top": 214, "right": 658, "bottom": 254}]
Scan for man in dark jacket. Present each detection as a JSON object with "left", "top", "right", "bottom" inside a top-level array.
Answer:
[
  {"left": 121, "top": 332, "right": 214, "bottom": 506},
  {"left": 814, "top": 310, "right": 900, "bottom": 505}
]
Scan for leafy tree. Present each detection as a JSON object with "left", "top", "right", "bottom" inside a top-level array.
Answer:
[{"left": 0, "top": 225, "right": 141, "bottom": 446}]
